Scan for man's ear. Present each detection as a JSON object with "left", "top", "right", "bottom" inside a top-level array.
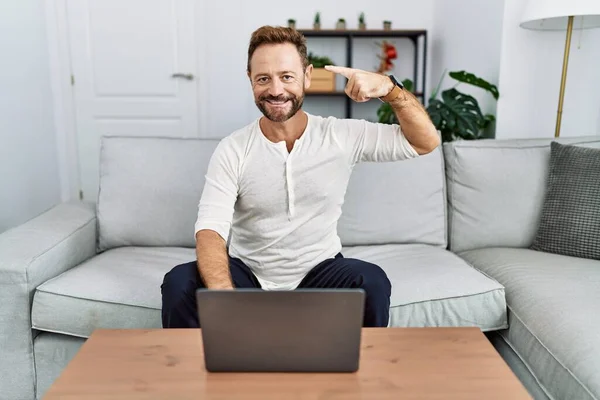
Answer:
[{"left": 304, "top": 64, "right": 313, "bottom": 91}]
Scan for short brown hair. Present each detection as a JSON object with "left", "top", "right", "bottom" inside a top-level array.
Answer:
[{"left": 247, "top": 26, "right": 309, "bottom": 73}]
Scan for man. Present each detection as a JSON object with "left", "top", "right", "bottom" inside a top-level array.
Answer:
[{"left": 161, "top": 25, "right": 440, "bottom": 329}]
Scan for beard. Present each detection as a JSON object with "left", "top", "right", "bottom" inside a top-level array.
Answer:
[{"left": 256, "top": 91, "right": 304, "bottom": 123}]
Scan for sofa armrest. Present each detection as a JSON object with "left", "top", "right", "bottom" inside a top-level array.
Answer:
[{"left": 0, "top": 201, "right": 97, "bottom": 400}]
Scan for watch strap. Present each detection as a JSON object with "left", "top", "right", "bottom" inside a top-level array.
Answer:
[
  {"left": 380, "top": 84, "right": 403, "bottom": 102},
  {"left": 379, "top": 75, "right": 404, "bottom": 103}
]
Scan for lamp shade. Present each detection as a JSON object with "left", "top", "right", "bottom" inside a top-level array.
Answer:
[{"left": 520, "top": 0, "right": 600, "bottom": 30}]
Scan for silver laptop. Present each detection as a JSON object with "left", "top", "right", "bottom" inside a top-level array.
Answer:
[{"left": 195, "top": 288, "right": 365, "bottom": 372}]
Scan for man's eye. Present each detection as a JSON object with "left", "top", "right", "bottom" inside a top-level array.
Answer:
[
  {"left": 283, "top": 75, "right": 292, "bottom": 81},
  {"left": 257, "top": 77, "right": 268, "bottom": 83}
]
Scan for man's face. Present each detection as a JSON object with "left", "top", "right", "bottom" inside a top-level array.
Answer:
[{"left": 248, "top": 43, "right": 312, "bottom": 123}]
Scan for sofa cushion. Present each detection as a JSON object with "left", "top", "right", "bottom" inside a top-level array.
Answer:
[
  {"left": 338, "top": 147, "right": 447, "bottom": 247},
  {"left": 34, "top": 332, "right": 85, "bottom": 399},
  {"left": 531, "top": 142, "right": 600, "bottom": 260},
  {"left": 97, "top": 136, "right": 221, "bottom": 251},
  {"left": 342, "top": 244, "right": 506, "bottom": 330},
  {"left": 459, "top": 247, "right": 600, "bottom": 400},
  {"left": 443, "top": 136, "right": 600, "bottom": 253},
  {"left": 98, "top": 135, "right": 447, "bottom": 252},
  {"left": 486, "top": 331, "right": 551, "bottom": 400},
  {"left": 32, "top": 244, "right": 505, "bottom": 338},
  {"left": 32, "top": 247, "right": 195, "bottom": 338}
]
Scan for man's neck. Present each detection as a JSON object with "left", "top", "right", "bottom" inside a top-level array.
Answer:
[{"left": 260, "top": 110, "right": 308, "bottom": 144}]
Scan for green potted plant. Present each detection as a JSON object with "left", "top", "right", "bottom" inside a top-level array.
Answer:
[
  {"left": 359, "top": 12, "right": 366, "bottom": 30},
  {"left": 377, "top": 71, "right": 500, "bottom": 142},
  {"left": 383, "top": 20, "right": 392, "bottom": 30},
  {"left": 313, "top": 12, "right": 321, "bottom": 30},
  {"left": 307, "top": 52, "right": 335, "bottom": 68},
  {"left": 307, "top": 52, "right": 336, "bottom": 92},
  {"left": 336, "top": 18, "right": 346, "bottom": 30},
  {"left": 427, "top": 70, "right": 499, "bottom": 141},
  {"left": 287, "top": 19, "right": 296, "bottom": 29}
]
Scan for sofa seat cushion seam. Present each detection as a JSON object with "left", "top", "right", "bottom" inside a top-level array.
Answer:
[
  {"left": 495, "top": 330, "right": 556, "bottom": 400},
  {"left": 390, "top": 287, "right": 505, "bottom": 308},
  {"left": 507, "top": 304, "right": 597, "bottom": 399},
  {"left": 34, "top": 290, "right": 159, "bottom": 311}
]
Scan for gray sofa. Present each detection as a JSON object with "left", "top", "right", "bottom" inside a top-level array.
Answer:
[{"left": 1, "top": 134, "right": 598, "bottom": 400}]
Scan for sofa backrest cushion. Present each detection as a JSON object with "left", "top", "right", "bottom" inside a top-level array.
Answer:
[
  {"left": 338, "top": 146, "right": 447, "bottom": 247},
  {"left": 98, "top": 135, "right": 448, "bottom": 251},
  {"left": 97, "top": 136, "right": 220, "bottom": 251},
  {"left": 444, "top": 136, "right": 600, "bottom": 253}
]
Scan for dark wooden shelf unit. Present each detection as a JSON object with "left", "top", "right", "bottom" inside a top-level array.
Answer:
[{"left": 299, "top": 28, "right": 428, "bottom": 118}]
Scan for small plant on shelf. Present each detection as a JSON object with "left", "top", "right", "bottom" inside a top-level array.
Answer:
[
  {"left": 307, "top": 52, "right": 336, "bottom": 93},
  {"left": 359, "top": 12, "right": 366, "bottom": 30},
  {"left": 383, "top": 20, "right": 392, "bottom": 30},
  {"left": 314, "top": 12, "right": 321, "bottom": 30},
  {"left": 287, "top": 19, "right": 296, "bottom": 29},
  {"left": 307, "top": 52, "right": 335, "bottom": 68},
  {"left": 336, "top": 18, "right": 346, "bottom": 30}
]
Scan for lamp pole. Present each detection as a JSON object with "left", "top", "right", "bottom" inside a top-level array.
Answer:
[{"left": 555, "top": 15, "right": 574, "bottom": 138}]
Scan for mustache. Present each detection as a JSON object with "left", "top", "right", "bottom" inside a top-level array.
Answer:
[{"left": 259, "top": 94, "right": 295, "bottom": 102}]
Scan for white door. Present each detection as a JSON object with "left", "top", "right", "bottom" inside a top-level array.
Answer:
[{"left": 66, "top": 0, "right": 198, "bottom": 201}]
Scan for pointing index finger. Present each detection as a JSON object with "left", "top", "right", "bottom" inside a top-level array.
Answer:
[{"left": 324, "top": 65, "right": 355, "bottom": 79}]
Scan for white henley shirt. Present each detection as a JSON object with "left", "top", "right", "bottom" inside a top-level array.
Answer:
[{"left": 194, "top": 113, "right": 419, "bottom": 290}]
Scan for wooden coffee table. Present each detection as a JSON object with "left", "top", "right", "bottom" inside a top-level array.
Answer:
[{"left": 44, "top": 328, "right": 531, "bottom": 399}]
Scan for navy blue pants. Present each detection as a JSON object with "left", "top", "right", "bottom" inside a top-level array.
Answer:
[{"left": 161, "top": 253, "right": 391, "bottom": 328}]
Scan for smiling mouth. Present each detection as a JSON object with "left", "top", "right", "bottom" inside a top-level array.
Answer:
[{"left": 266, "top": 99, "right": 289, "bottom": 106}]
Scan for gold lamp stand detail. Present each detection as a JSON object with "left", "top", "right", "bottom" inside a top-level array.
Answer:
[
  {"left": 555, "top": 16, "right": 574, "bottom": 138},
  {"left": 520, "top": 2, "right": 600, "bottom": 139}
]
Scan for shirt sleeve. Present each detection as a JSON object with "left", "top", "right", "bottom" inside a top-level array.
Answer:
[
  {"left": 332, "top": 117, "right": 420, "bottom": 165},
  {"left": 194, "top": 137, "right": 240, "bottom": 243}
]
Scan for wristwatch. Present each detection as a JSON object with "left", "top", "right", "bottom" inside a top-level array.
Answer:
[{"left": 379, "top": 74, "right": 404, "bottom": 103}]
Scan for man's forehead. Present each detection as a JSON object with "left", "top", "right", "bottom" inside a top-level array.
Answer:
[
  {"left": 251, "top": 44, "right": 302, "bottom": 67},
  {"left": 254, "top": 42, "right": 297, "bottom": 54}
]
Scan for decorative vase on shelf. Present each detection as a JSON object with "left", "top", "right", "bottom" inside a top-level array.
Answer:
[
  {"left": 288, "top": 19, "right": 296, "bottom": 29},
  {"left": 336, "top": 19, "right": 346, "bottom": 30},
  {"left": 383, "top": 20, "right": 392, "bottom": 30}
]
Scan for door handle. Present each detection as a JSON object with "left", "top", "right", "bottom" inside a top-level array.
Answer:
[{"left": 171, "top": 73, "right": 194, "bottom": 80}]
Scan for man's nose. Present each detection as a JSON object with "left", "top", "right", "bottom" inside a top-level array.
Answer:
[{"left": 268, "top": 79, "right": 284, "bottom": 96}]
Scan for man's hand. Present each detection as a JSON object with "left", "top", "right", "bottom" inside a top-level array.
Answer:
[
  {"left": 325, "top": 65, "right": 393, "bottom": 102},
  {"left": 325, "top": 65, "right": 440, "bottom": 155}
]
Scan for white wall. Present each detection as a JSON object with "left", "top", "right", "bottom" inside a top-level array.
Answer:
[
  {"left": 198, "top": 0, "right": 435, "bottom": 137},
  {"left": 431, "top": 0, "right": 505, "bottom": 120},
  {"left": 495, "top": 0, "right": 600, "bottom": 139},
  {"left": 0, "top": 1, "right": 61, "bottom": 233},
  {"left": 37, "top": 0, "right": 599, "bottom": 205}
]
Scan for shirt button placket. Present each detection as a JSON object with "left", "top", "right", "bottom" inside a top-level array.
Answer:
[{"left": 286, "top": 156, "right": 294, "bottom": 218}]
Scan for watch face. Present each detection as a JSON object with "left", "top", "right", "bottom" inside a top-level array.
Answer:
[{"left": 389, "top": 74, "right": 404, "bottom": 89}]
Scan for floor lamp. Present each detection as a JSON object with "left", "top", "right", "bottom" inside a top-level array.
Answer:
[{"left": 519, "top": 0, "right": 600, "bottom": 137}]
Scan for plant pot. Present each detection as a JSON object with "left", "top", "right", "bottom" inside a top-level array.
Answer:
[
  {"left": 336, "top": 20, "right": 346, "bottom": 30},
  {"left": 383, "top": 21, "right": 392, "bottom": 30},
  {"left": 359, "top": 22, "right": 366, "bottom": 30},
  {"left": 306, "top": 68, "right": 336, "bottom": 92},
  {"left": 313, "top": 23, "right": 320, "bottom": 30},
  {"left": 288, "top": 21, "right": 296, "bottom": 29}
]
